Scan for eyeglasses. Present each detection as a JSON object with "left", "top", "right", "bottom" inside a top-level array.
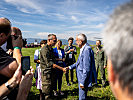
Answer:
[{"left": 52, "top": 39, "right": 57, "bottom": 43}]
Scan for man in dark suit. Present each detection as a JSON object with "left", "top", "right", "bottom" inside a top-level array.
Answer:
[{"left": 67, "top": 34, "right": 95, "bottom": 100}]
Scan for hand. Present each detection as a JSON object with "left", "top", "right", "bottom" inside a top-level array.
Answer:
[
  {"left": 6, "top": 49, "right": 13, "bottom": 55},
  {"left": 104, "top": 65, "right": 107, "bottom": 69},
  {"left": 62, "top": 68, "right": 67, "bottom": 73},
  {"left": 66, "top": 67, "right": 69, "bottom": 71},
  {"left": 80, "top": 84, "right": 84, "bottom": 89},
  {"left": 17, "top": 66, "right": 34, "bottom": 100},
  {"left": 62, "top": 58, "right": 65, "bottom": 62},
  {"left": 7, "top": 64, "right": 22, "bottom": 89},
  {"left": 70, "top": 49, "right": 74, "bottom": 52},
  {"left": 11, "top": 35, "right": 23, "bottom": 48},
  {"left": 12, "top": 64, "right": 22, "bottom": 85}
]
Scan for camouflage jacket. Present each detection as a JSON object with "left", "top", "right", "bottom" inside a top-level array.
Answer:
[
  {"left": 40, "top": 44, "right": 56, "bottom": 93},
  {"left": 93, "top": 46, "right": 107, "bottom": 67}
]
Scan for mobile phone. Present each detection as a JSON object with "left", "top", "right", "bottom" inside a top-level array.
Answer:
[{"left": 21, "top": 56, "right": 30, "bottom": 75}]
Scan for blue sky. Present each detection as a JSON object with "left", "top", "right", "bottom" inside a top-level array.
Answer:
[{"left": 0, "top": 0, "right": 130, "bottom": 40}]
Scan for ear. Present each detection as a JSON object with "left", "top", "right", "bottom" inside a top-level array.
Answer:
[
  {"left": 48, "top": 39, "right": 50, "bottom": 42},
  {"left": 107, "top": 58, "right": 116, "bottom": 83},
  {"left": 0, "top": 33, "right": 4, "bottom": 38},
  {"left": 80, "top": 40, "right": 83, "bottom": 44}
]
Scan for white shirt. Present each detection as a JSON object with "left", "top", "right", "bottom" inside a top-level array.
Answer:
[
  {"left": 80, "top": 43, "right": 86, "bottom": 56},
  {"left": 58, "top": 50, "right": 62, "bottom": 59},
  {"left": 58, "top": 49, "right": 63, "bottom": 63},
  {"left": 1, "top": 42, "right": 7, "bottom": 51},
  {"left": 34, "top": 49, "right": 41, "bottom": 67}
]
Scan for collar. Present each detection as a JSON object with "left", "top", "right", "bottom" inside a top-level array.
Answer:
[
  {"left": 80, "top": 43, "right": 86, "bottom": 55},
  {"left": 68, "top": 45, "right": 73, "bottom": 47},
  {"left": 46, "top": 44, "right": 52, "bottom": 50}
]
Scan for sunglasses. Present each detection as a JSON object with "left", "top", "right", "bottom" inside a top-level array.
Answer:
[{"left": 52, "top": 39, "right": 57, "bottom": 42}]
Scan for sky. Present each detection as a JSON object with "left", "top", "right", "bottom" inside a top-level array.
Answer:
[{"left": 0, "top": 0, "right": 130, "bottom": 41}]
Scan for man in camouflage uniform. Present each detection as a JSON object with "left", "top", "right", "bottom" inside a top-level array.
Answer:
[
  {"left": 40, "top": 34, "right": 66, "bottom": 100},
  {"left": 94, "top": 40, "right": 107, "bottom": 87}
]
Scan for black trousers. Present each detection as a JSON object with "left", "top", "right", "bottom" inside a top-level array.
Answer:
[{"left": 65, "top": 69, "right": 73, "bottom": 83}]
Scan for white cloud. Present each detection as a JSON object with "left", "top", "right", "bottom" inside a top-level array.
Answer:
[
  {"left": 95, "top": 23, "right": 104, "bottom": 28},
  {"left": 37, "top": 32, "right": 56, "bottom": 39},
  {"left": 22, "top": 31, "right": 32, "bottom": 33},
  {"left": 69, "top": 25, "right": 88, "bottom": 29},
  {"left": 4, "top": 0, "right": 43, "bottom": 14},
  {"left": 2, "top": 0, "right": 109, "bottom": 41},
  {"left": 71, "top": 16, "right": 79, "bottom": 23},
  {"left": 19, "top": 8, "right": 31, "bottom": 13},
  {"left": 36, "top": 30, "right": 101, "bottom": 41},
  {"left": 47, "top": 13, "right": 67, "bottom": 20},
  {"left": 68, "top": 23, "right": 104, "bottom": 30}
]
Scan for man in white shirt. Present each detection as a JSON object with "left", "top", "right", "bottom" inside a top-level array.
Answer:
[{"left": 67, "top": 34, "right": 95, "bottom": 100}]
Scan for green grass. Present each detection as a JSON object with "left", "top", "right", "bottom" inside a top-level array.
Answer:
[{"left": 22, "top": 45, "right": 115, "bottom": 100}]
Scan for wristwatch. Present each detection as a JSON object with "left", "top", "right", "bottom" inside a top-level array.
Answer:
[{"left": 5, "top": 82, "right": 14, "bottom": 91}]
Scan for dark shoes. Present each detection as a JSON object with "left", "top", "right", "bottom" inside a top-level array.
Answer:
[
  {"left": 67, "top": 83, "right": 71, "bottom": 86},
  {"left": 54, "top": 91, "right": 58, "bottom": 96},
  {"left": 102, "top": 84, "right": 106, "bottom": 87},
  {"left": 102, "top": 80, "right": 106, "bottom": 87},
  {"left": 59, "top": 91, "right": 64, "bottom": 96},
  {"left": 54, "top": 91, "right": 64, "bottom": 96},
  {"left": 72, "top": 81, "right": 77, "bottom": 84}
]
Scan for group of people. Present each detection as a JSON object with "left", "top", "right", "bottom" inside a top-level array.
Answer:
[
  {"left": 34, "top": 1, "right": 133, "bottom": 100},
  {"left": 34, "top": 33, "right": 107, "bottom": 100},
  {"left": 1, "top": 1, "right": 133, "bottom": 100},
  {"left": 34, "top": 36, "right": 78, "bottom": 100}
]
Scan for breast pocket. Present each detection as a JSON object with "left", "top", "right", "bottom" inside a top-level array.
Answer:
[
  {"left": 42, "top": 70, "right": 51, "bottom": 83},
  {"left": 99, "top": 51, "right": 104, "bottom": 60}
]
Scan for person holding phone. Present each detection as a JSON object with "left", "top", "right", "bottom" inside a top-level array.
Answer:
[
  {"left": 34, "top": 40, "right": 47, "bottom": 100},
  {"left": 0, "top": 17, "right": 34, "bottom": 100}
]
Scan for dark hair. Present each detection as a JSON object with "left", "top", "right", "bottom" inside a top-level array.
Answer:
[
  {"left": 0, "top": 17, "right": 11, "bottom": 35},
  {"left": 68, "top": 37, "right": 74, "bottom": 41},
  {"left": 40, "top": 40, "right": 47, "bottom": 45},
  {"left": 56, "top": 40, "right": 62, "bottom": 47},
  {"left": 48, "top": 34, "right": 56, "bottom": 40},
  {"left": 11, "top": 27, "right": 22, "bottom": 35},
  {"left": 96, "top": 40, "right": 101, "bottom": 44}
]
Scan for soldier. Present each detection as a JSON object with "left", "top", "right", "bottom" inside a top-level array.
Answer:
[
  {"left": 93, "top": 40, "right": 107, "bottom": 87},
  {"left": 40, "top": 34, "right": 66, "bottom": 100}
]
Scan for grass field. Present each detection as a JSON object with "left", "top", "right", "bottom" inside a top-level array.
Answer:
[{"left": 22, "top": 45, "right": 115, "bottom": 100}]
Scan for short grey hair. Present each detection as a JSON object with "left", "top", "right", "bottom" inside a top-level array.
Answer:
[
  {"left": 77, "top": 33, "right": 87, "bottom": 43},
  {"left": 103, "top": 1, "right": 133, "bottom": 94}
]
